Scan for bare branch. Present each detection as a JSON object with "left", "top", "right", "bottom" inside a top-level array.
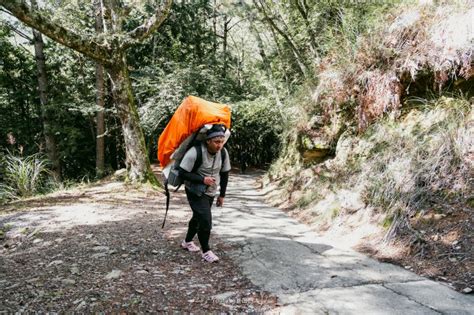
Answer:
[
  {"left": 228, "top": 17, "right": 247, "bottom": 31},
  {"left": 0, "top": 0, "right": 112, "bottom": 64},
  {"left": 122, "top": 0, "right": 173, "bottom": 50},
  {"left": 1, "top": 19, "right": 33, "bottom": 41}
]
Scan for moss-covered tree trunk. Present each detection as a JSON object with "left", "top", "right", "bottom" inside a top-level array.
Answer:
[{"left": 107, "top": 56, "right": 158, "bottom": 184}]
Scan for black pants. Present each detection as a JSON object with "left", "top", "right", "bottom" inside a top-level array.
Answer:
[{"left": 184, "top": 188, "right": 214, "bottom": 253}]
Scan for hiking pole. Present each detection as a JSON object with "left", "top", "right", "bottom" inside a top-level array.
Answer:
[{"left": 162, "top": 180, "right": 170, "bottom": 228}]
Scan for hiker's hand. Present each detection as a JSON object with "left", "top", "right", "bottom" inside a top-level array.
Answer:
[
  {"left": 203, "top": 176, "right": 215, "bottom": 186},
  {"left": 216, "top": 196, "right": 224, "bottom": 207}
]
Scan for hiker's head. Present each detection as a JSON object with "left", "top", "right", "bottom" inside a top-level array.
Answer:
[{"left": 206, "top": 125, "right": 226, "bottom": 153}]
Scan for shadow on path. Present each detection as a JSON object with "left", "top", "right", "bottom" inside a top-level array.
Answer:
[{"left": 213, "top": 171, "right": 474, "bottom": 314}]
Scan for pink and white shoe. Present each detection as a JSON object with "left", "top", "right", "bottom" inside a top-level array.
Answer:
[
  {"left": 181, "top": 240, "right": 200, "bottom": 252},
  {"left": 202, "top": 250, "right": 219, "bottom": 263}
]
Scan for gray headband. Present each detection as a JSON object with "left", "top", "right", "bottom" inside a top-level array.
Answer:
[{"left": 206, "top": 131, "right": 225, "bottom": 140}]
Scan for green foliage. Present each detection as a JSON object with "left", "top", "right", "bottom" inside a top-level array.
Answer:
[
  {"left": 0, "top": 24, "right": 41, "bottom": 156},
  {"left": 0, "top": 151, "right": 51, "bottom": 201},
  {"left": 227, "top": 97, "right": 284, "bottom": 167}
]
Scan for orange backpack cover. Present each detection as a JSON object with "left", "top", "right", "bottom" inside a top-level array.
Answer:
[{"left": 157, "top": 96, "right": 231, "bottom": 167}]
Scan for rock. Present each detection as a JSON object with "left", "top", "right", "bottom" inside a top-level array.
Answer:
[
  {"left": 92, "top": 252, "right": 107, "bottom": 259},
  {"left": 212, "top": 291, "right": 238, "bottom": 302},
  {"left": 33, "top": 238, "right": 43, "bottom": 244},
  {"left": 75, "top": 300, "right": 87, "bottom": 310},
  {"left": 93, "top": 246, "right": 110, "bottom": 252},
  {"left": 152, "top": 250, "right": 158, "bottom": 255},
  {"left": 41, "top": 241, "right": 53, "bottom": 247},
  {"left": 70, "top": 267, "right": 80, "bottom": 275},
  {"left": 462, "top": 287, "right": 472, "bottom": 294},
  {"left": 62, "top": 279, "right": 76, "bottom": 285},
  {"left": 135, "top": 270, "right": 148, "bottom": 275},
  {"left": 105, "top": 269, "right": 122, "bottom": 280}
]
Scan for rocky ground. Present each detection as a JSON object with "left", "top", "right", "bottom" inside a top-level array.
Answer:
[{"left": 0, "top": 178, "right": 278, "bottom": 313}]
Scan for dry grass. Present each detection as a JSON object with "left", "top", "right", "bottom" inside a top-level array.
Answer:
[
  {"left": 312, "top": 2, "right": 473, "bottom": 132},
  {"left": 267, "top": 96, "right": 472, "bottom": 240}
]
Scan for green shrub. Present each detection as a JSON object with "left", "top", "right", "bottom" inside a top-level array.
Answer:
[
  {"left": 0, "top": 151, "right": 51, "bottom": 201},
  {"left": 227, "top": 97, "right": 284, "bottom": 168}
]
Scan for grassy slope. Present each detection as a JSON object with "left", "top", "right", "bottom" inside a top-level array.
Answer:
[{"left": 265, "top": 2, "right": 473, "bottom": 292}]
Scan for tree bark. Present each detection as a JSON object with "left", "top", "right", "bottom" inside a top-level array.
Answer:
[
  {"left": 95, "top": 0, "right": 106, "bottom": 178},
  {"left": 212, "top": 0, "right": 218, "bottom": 58},
  {"left": 30, "top": 0, "right": 61, "bottom": 181},
  {"left": 107, "top": 56, "right": 157, "bottom": 184},
  {"left": 222, "top": 15, "right": 231, "bottom": 78}
]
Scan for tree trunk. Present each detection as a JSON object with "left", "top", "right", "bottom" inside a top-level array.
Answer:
[
  {"left": 254, "top": 0, "right": 307, "bottom": 78},
  {"left": 107, "top": 56, "right": 158, "bottom": 184},
  {"left": 94, "top": 0, "right": 105, "bottom": 178},
  {"left": 222, "top": 15, "right": 230, "bottom": 78},
  {"left": 31, "top": 0, "right": 61, "bottom": 181},
  {"left": 95, "top": 62, "right": 106, "bottom": 177},
  {"left": 212, "top": 0, "right": 217, "bottom": 59},
  {"left": 293, "top": 0, "right": 319, "bottom": 59}
]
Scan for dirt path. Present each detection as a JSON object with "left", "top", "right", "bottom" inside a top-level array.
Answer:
[
  {"left": 1, "top": 171, "right": 472, "bottom": 313},
  {"left": 0, "top": 178, "right": 277, "bottom": 313}
]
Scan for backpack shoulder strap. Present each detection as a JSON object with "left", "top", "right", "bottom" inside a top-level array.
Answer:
[
  {"left": 191, "top": 144, "right": 203, "bottom": 173},
  {"left": 220, "top": 147, "right": 226, "bottom": 168}
]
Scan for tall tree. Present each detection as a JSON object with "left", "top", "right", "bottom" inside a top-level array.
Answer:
[
  {"left": 94, "top": 0, "right": 105, "bottom": 178},
  {"left": 30, "top": 0, "right": 61, "bottom": 180},
  {"left": 0, "top": 0, "right": 173, "bottom": 184}
]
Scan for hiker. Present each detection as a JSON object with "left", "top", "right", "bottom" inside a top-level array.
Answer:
[
  {"left": 178, "top": 124, "right": 231, "bottom": 263},
  {"left": 239, "top": 149, "right": 248, "bottom": 174}
]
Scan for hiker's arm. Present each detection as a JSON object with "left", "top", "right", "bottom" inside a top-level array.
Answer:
[
  {"left": 219, "top": 171, "right": 229, "bottom": 197},
  {"left": 178, "top": 167, "right": 204, "bottom": 183}
]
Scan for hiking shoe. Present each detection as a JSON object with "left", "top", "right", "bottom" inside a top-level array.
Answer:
[
  {"left": 181, "top": 240, "right": 200, "bottom": 252},
  {"left": 202, "top": 250, "right": 219, "bottom": 263}
]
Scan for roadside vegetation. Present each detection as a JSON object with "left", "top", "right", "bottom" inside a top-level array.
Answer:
[{"left": 265, "top": 1, "right": 473, "bottom": 290}]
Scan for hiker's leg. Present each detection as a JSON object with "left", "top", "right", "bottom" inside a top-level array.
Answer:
[
  {"left": 185, "top": 214, "right": 198, "bottom": 242},
  {"left": 197, "top": 195, "right": 215, "bottom": 252},
  {"left": 185, "top": 189, "right": 215, "bottom": 252},
  {"left": 184, "top": 189, "right": 201, "bottom": 242}
]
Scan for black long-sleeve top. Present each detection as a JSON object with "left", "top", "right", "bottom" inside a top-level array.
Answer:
[{"left": 178, "top": 167, "right": 229, "bottom": 197}]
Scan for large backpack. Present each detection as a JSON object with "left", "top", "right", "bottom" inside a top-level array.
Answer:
[{"left": 158, "top": 96, "right": 231, "bottom": 228}]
